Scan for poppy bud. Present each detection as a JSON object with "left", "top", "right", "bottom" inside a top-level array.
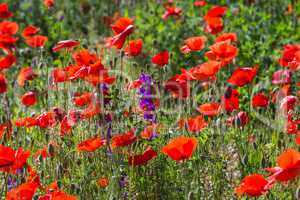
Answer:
[
  {"left": 121, "top": 50, "right": 125, "bottom": 58},
  {"left": 21, "top": 91, "right": 37, "bottom": 106},
  {"left": 56, "top": 164, "right": 63, "bottom": 177},
  {"left": 52, "top": 107, "right": 66, "bottom": 122},
  {"left": 224, "top": 86, "right": 232, "bottom": 99},
  {"left": 80, "top": 0, "right": 91, "bottom": 14},
  {"left": 48, "top": 143, "right": 55, "bottom": 156},
  {"left": 235, "top": 111, "right": 249, "bottom": 127},
  {"left": 132, "top": 62, "right": 138, "bottom": 68},
  {"left": 13, "top": 128, "right": 18, "bottom": 137},
  {"left": 41, "top": 170, "right": 44, "bottom": 179},
  {"left": 45, "top": 133, "right": 49, "bottom": 142},
  {"left": 170, "top": 52, "right": 174, "bottom": 60},
  {"left": 33, "top": 195, "right": 39, "bottom": 200},
  {"left": 57, "top": 180, "right": 62, "bottom": 189},
  {"left": 38, "top": 154, "right": 43, "bottom": 163},
  {"left": 153, "top": 39, "right": 157, "bottom": 46},
  {"left": 70, "top": 183, "right": 77, "bottom": 193},
  {"left": 76, "top": 159, "right": 82, "bottom": 166}
]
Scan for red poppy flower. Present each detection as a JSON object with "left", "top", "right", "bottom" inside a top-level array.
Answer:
[
  {"left": 0, "top": 3, "right": 13, "bottom": 18},
  {"left": 227, "top": 111, "right": 249, "bottom": 127},
  {"left": 252, "top": 93, "right": 269, "bottom": 108},
  {"left": 98, "top": 177, "right": 109, "bottom": 188},
  {"left": 175, "top": 68, "right": 194, "bottom": 83},
  {"left": 222, "top": 87, "right": 239, "bottom": 112},
  {"left": 288, "top": 50, "right": 300, "bottom": 70},
  {"left": 111, "top": 129, "right": 137, "bottom": 148},
  {"left": 15, "top": 117, "right": 38, "bottom": 127},
  {"left": 286, "top": 118, "right": 299, "bottom": 134},
  {"left": 17, "top": 67, "right": 37, "bottom": 87},
  {"left": 0, "top": 34, "right": 18, "bottom": 48},
  {"left": 296, "top": 133, "right": 300, "bottom": 145},
  {"left": 51, "top": 68, "right": 68, "bottom": 83},
  {"left": 206, "top": 41, "right": 238, "bottom": 64},
  {"left": 0, "top": 121, "right": 12, "bottom": 139},
  {"left": 128, "top": 147, "right": 157, "bottom": 166},
  {"left": 21, "top": 91, "right": 37, "bottom": 106},
  {"left": 69, "top": 51, "right": 115, "bottom": 86},
  {"left": 215, "top": 32, "right": 237, "bottom": 43},
  {"left": 6, "top": 182, "right": 38, "bottom": 200},
  {"left": 0, "top": 21, "right": 18, "bottom": 35},
  {"left": 73, "top": 92, "right": 93, "bottom": 107},
  {"left": 58, "top": 110, "right": 78, "bottom": 136},
  {"left": 266, "top": 149, "right": 300, "bottom": 183},
  {"left": 25, "top": 35, "right": 48, "bottom": 48},
  {"left": 127, "top": 79, "right": 142, "bottom": 90},
  {"left": 270, "top": 85, "right": 291, "bottom": 104},
  {"left": 178, "top": 119, "right": 185, "bottom": 129},
  {"left": 124, "top": 39, "right": 143, "bottom": 56},
  {"left": 81, "top": 69, "right": 115, "bottom": 86},
  {"left": 152, "top": 51, "right": 169, "bottom": 67},
  {"left": 227, "top": 66, "right": 257, "bottom": 87},
  {"left": 205, "top": 6, "right": 227, "bottom": 18},
  {"left": 77, "top": 136, "right": 106, "bottom": 152},
  {"left": 204, "top": 17, "right": 224, "bottom": 35},
  {"left": 0, "top": 73, "right": 7, "bottom": 93},
  {"left": 67, "top": 65, "right": 88, "bottom": 81},
  {"left": 0, "top": 145, "right": 30, "bottom": 174},
  {"left": 111, "top": 17, "right": 133, "bottom": 35},
  {"left": 187, "top": 115, "right": 208, "bottom": 133},
  {"left": 109, "top": 17, "right": 134, "bottom": 49},
  {"left": 279, "top": 44, "right": 300, "bottom": 67},
  {"left": 141, "top": 124, "right": 161, "bottom": 140},
  {"left": 0, "top": 145, "right": 14, "bottom": 168},
  {"left": 235, "top": 174, "right": 269, "bottom": 197},
  {"left": 165, "top": 75, "right": 190, "bottom": 99},
  {"left": 180, "top": 36, "right": 207, "bottom": 54},
  {"left": 39, "top": 191, "right": 77, "bottom": 200},
  {"left": 0, "top": 53, "right": 16, "bottom": 70},
  {"left": 44, "top": 0, "right": 55, "bottom": 9},
  {"left": 194, "top": 0, "right": 206, "bottom": 7},
  {"left": 22, "top": 25, "right": 40, "bottom": 38},
  {"left": 52, "top": 40, "right": 80, "bottom": 52},
  {"left": 26, "top": 166, "right": 42, "bottom": 188},
  {"left": 203, "top": 6, "right": 225, "bottom": 34},
  {"left": 280, "top": 95, "right": 297, "bottom": 113},
  {"left": 59, "top": 116, "right": 73, "bottom": 136},
  {"left": 272, "top": 70, "right": 292, "bottom": 85},
  {"left": 189, "top": 61, "right": 220, "bottom": 81},
  {"left": 34, "top": 147, "right": 49, "bottom": 160},
  {"left": 80, "top": 102, "right": 101, "bottom": 119},
  {"left": 52, "top": 107, "right": 67, "bottom": 122},
  {"left": 162, "top": 136, "right": 198, "bottom": 161},
  {"left": 197, "top": 102, "right": 221, "bottom": 117},
  {"left": 36, "top": 111, "right": 56, "bottom": 128},
  {"left": 162, "top": 5, "right": 182, "bottom": 20},
  {"left": 72, "top": 49, "right": 98, "bottom": 66}
]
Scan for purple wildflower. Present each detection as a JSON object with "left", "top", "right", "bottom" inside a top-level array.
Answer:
[
  {"left": 7, "top": 176, "right": 17, "bottom": 191},
  {"left": 138, "top": 73, "right": 156, "bottom": 122}
]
